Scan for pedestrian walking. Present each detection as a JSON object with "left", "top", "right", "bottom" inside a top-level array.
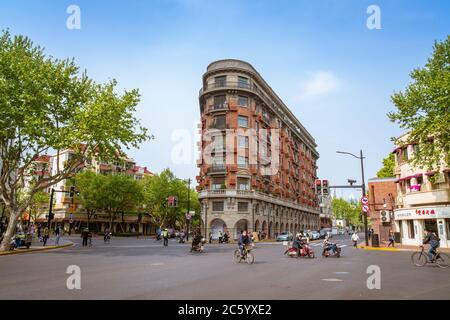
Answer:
[
  {"left": 351, "top": 232, "right": 359, "bottom": 248},
  {"left": 209, "top": 231, "right": 213, "bottom": 244},
  {"left": 387, "top": 231, "right": 395, "bottom": 247},
  {"left": 37, "top": 223, "right": 42, "bottom": 242},
  {"left": 42, "top": 226, "right": 49, "bottom": 246},
  {"left": 81, "top": 228, "right": 90, "bottom": 247},
  {"left": 54, "top": 224, "right": 61, "bottom": 245},
  {"left": 218, "top": 231, "right": 223, "bottom": 244},
  {"left": 162, "top": 228, "right": 169, "bottom": 246},
  {"left": 156, "top": 227, "right": 161, "bottom": 241}
]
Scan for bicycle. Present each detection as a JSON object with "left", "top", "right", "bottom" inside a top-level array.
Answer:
[
  {"left": 234, "top": 243, "right": 254, "bottom": 264},
  {"left": 411, "top": 245, "right": 450, "bottom": 268}
]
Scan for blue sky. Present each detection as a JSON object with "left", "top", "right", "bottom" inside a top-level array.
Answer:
[{"left": 1, "top": 0, "right": 449, "bottom": 199}]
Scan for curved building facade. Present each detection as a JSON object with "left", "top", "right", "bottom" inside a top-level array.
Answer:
[{"left": 196, "top": 59, "right": 320, "bottom": 239}]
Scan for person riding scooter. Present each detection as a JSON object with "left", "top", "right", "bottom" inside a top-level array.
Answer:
[
  {"left": 322, "top": 237, "right": 338, "bottom": 255},
  {"left": 292, "top": 233, "right": 303, "bottom": 255},
  {"left": 191, "top": 231, "right": 204, "bottom": 251}
]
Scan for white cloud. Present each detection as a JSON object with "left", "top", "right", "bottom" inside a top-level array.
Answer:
[{"left": 297, "top": 71, "right": 341, "bottom": 100}]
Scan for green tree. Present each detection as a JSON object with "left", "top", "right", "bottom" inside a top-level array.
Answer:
[
  {"left": 28, "top": 191, "right": 50, "bottom": 225},
  {"left": 331, "top": 197, "right": 363, "bottom": 229},
  {"left": 100, "top": 174, "right": 143, "bottom": 231},
  {"left": 388, "top": 36, "right": 450, "bottom": 172},
  {"left": 141, "top": 169, "right": 200, "bottom": 229},
  {"left": 376, "top": 153, "right": 395, "bottom": 178},
  {"left": 0, "top": 31, "right": 150, "bottom": 251},
  {"left": 73, "top": 171, "right": 105, "bottom": 230}
]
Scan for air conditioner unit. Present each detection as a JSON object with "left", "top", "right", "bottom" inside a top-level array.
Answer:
[{"left": 380, "top": 210, "right": 390, "bottom": 223}]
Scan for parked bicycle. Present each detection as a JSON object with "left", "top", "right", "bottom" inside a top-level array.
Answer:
[
  {"left": 234, "top": 243, "right": 254, "bottom": 264},
  {"left": 411, "top": 245, "right": 450, "bottom": 268}
]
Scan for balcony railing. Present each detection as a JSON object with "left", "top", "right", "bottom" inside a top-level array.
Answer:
[
  {"left": 208, "top": 165, "right": 227, "bottom": 173},
  {"left": 208, "top": 103, "right": 228, "bottom": 112}
]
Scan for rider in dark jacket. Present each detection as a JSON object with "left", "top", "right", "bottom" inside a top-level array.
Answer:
[
  {"left": 423, "top": 229, "right": 440, "bottom": 262},
  {"left": 238, "top": 230, "right": 251, "bottom": 256}
]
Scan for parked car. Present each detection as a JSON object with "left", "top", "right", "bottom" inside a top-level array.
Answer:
[
  {"left": 277, "top": 232, "right": 293, "bottom": 242},
  {"left": 338, "top": 229, "right": 346, "bottom": 235},
  {"left": 309, "top": 231, "right": 321, "bottom": 240},
  {"left": 319, "top": 228, "right": 332, "bottom": 239}
]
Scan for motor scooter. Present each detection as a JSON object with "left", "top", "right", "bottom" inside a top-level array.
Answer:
[{"left": 284, "top": 242, "right": 315, "bottom": 258}]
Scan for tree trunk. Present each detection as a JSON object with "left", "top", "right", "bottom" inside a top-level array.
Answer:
[{"left": 0, "top": 207, "right": 20, "bottom": 252}]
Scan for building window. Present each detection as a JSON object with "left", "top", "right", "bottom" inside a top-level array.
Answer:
[
  {"left": 238, "top": 156, "right": 249, "bottom": 168},
  {"left": 401, "top": 147, "right": 409, "bottom": 162},
  {"left": 238, "top": 95, "right": 249, "bottom": 107},
  {"left": 212, "top": 157, "right": 225, "bottom": 166},
  {"left": 214, "top": 76, "right": 226, "bottom": 87},
  {"left": 238, "top": 116, "right": 248, "bottom": 128},
  {"left": 213, "top": 95, "right": 226, "bottom": 107},
  {"left": 212, "top": 177, "right": 225, "bottom": 190},
  {"left": 238, "top": 202, "right": 249, "bottom": 212},
  {"left": 212, "top": 201, "right": 224, "bottom": 212},
  {"left": 238, "top": 76, "right": 249, "bottom": 88},
  {"left": 212, "top": 115, "right": 226, "bottom": 129},
  {"left": 237, "top": 177, "right": 250, "bottom": 190},
  {"left": 238, "top": 136, "right": 249, "bottom": 149},
  {"left": 407, "top": 220, "right": 415, "bottom": 239}
]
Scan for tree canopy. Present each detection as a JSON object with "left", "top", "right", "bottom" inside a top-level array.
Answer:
[
  {"left": 331, "top": 197, "right": 363, "bottom": 228},
  {"left": 376, "top": 153, "right": 395, "bottom": 178},
  {"left": 0, "top": 30, "right": 151, "bottom": 251},
  {"left": 388, "top": 36, "right": 450, "bottom": 171}
]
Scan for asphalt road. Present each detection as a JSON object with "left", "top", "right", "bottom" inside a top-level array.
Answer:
[{"left": 1, "top": 234, "right": 449, "bottom": 299}]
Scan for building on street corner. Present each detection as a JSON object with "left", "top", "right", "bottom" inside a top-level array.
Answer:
[
  {"left": 368, "top": 177, "right": 397, "bottom": 243},
  {"left": 196, "top": 59, "right": 320, "bottom": 239},
  {"left": 392, "top": 133, "right": 450, "bottom": 248}
]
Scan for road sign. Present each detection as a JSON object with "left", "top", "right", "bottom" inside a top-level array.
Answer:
[
  {"left": 186, "top": 213, "right": 192, "bottom": 220},
  {"left": 362, "top": 204, "right": 369, "bottom": 213},
  {"left": 69, "top": 204, "right": 75, "bottom": 212},
  {"left": 361, "top": 196, "right": 369, "bottom": 205}
]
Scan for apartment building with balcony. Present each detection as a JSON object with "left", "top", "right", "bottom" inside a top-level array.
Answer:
[
  {"left": 27, "top": 147, "right": 154, "bottom": 234},
  {"left": 392, "top": 133, "right": 450, "bottom": 248},
  {"left": 196, "top": 59, "right": 320, "bottom": 239}
]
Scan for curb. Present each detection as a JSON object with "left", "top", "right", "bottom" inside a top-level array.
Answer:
[{"left": 0, "top": 242, "right": 74, "bottom": 256}]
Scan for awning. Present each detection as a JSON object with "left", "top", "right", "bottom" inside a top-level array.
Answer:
[
  {"left": 425, "top": 171, "right": 437, "bottom": 176},
  {"left": 412, "top": 173, "right": 423, "bottom": 178},
  {"left": 391, "top": 147, "right": 401, "bottom": 154},
  {"left": 443, "top": 168, "right": 450, "bottom": 173}
]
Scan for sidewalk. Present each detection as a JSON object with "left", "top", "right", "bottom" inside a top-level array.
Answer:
[
  {"left": 357, "top": 241, "right": 450, "bottom": 253},
  {"left": 0, "top": 237, "right": 74, "bottom": 256}
]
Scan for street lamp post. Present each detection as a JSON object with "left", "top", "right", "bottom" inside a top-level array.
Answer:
[{"left": 336, "top": 150, "right": 369, "bottom": 246}]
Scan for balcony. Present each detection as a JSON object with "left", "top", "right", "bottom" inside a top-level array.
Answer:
[
  {"left": 207, "top": 164, "right": 227, "bottom": 174},
  {"left": 403, "top": 188, "right": 450, "bottom": 206},
  {"left": 208, "top": 103, "right": 228, "bottom": 113}
]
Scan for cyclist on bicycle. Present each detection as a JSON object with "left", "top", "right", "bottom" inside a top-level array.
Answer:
[
  {"left": 422, "top": 228, "right": 440, "bottom": 262},
  {"left": 238, "top": 230, "right": 251, "bottom": 257}
]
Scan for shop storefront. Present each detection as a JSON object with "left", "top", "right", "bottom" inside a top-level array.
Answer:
[{"left": 394, "top": 206, "right": 450, "bottom": 248}]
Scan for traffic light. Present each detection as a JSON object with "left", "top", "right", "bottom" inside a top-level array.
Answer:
[
  {"left": 322, "top": 180, "right": 329, "bottom": 195},
  {"left": 315, "top": 179, "right": 322, "bottom": 195},
  {"left": 69, "top": 186, "right": 75, "bottom": 198},
  {"left": 167, "top": 196, "right": 178, "bottom": 207}
]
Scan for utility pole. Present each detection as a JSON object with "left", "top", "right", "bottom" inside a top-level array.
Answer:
[
  {"left": 336, "top": 150, "right": 369, "bottom": 246},
  {"left": 186, "top": 178, "right": 191, "bottom": 241},
  {"left": 360, "top": 149, "right": 368, "bottom": 247},
  {"left": 47, "top": 188, "right": 55, "bottom": 228}
]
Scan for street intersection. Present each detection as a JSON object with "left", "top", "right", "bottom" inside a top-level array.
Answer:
[{"left": 1, "top": 234, "right": 449, "bottom": 299}]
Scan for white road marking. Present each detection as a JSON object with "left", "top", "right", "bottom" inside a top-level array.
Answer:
[
  {"left": 338, "top": 245, "right": 347, "bottom": 248},
  {"left": 321, "top": 278, "right": 343, "bottom": 282},
  {"left": 150, "top": 263, "right": 165, "bottom": 266}
]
